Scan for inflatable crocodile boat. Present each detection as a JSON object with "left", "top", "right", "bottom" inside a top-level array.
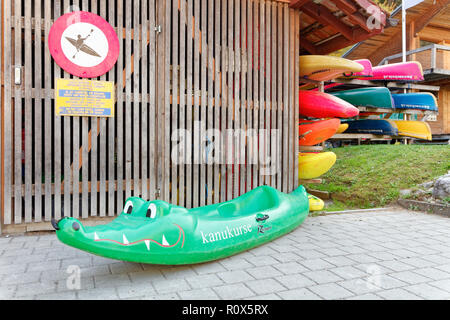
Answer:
[{"left": 52, "top": 185, "right": 309, "bottom": 265}]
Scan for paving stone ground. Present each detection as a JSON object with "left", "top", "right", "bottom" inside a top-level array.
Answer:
[{"left": 2, "top": 207, "right": 450, "bottom": 300}]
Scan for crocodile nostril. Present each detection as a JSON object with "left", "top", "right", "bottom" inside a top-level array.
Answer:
[{"left": 72, "top": 222, "right": 80, "bottom": 231}]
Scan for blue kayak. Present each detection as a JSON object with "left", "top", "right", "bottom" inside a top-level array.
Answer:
[
  {"left": 392, "top": 93, "right": 438, "bottom": 111},
  {"left": 344, "top": 119, "right": 399, "bottom": 136}
]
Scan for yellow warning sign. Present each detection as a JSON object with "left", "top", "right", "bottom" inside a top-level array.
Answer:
[{"left": 55, "top": 78, "right": 114, "bottom": 117}]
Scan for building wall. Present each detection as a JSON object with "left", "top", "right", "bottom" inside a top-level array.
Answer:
[{"left": 1, "top": 0, "right": 300, "bottom": 233}]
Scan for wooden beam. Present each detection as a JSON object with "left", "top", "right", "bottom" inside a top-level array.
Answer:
[
  {"left": 316, "top": 26, "right": 382, "bottom": 54},
  {"left": 300, "top": 38, "right": 318, "bottom": 54},
  {"left": 413, "top": 0, "right": 450, "bottom": 36},
  {"left": 301, "top": 2, "right": 354, "bottom": 41},
  {"left": 334, "top": 0, "right": 372, "bottom": 32},
  {"left": 290, "top": 0, "right": 308, "bottom": 9}
]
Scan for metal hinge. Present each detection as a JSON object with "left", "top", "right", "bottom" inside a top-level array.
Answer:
[{"left": 154, "top": 25, "right": 162, "bottom": 34}]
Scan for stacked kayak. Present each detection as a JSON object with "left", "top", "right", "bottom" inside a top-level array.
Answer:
[
  {"left": 363, "top": 61, "right": 424, "bottom": 82},
  {"left": 341, "top": 59, "right": 373, "bottom": 78},
  {"left": 299, "top": 91, "right": 360, "bottom": 118},
  {"left": 300, "top": 55, "right": 364, "bottom": 82},
  {"left": 344, "top": 119, "right": 399, "bottom": 136},
  {"left": 392, "top": 120, "right": 432, "bottom": 141},
  {"left": 298, "top": 152, "right": 337, "bottom": 180},
  {"left": 392, "top": 92, "right": 438, "bottom": 111},
  {"left": 53, "top": 185, "right": 309, "bottom": 265},
  {"left": 331, "top": 87, "right": 394, "bottom": 109},
  {"left": 337, "top": 123, "right": 349, "bottom": 134},
  {"left": 308, "top": 194, "right": 325, "bottom": 212},
  {"left": 299, "top": 119, "right": 341, "bottom": 146}
]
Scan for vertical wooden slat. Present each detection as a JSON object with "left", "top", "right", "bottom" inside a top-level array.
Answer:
[
  {"left": 220, "top": 0, "right": 227, "bottom": 202},
  {"left": 23, "top": 0, "right": 32, "bottom": 223},
  {"left": 14, "top": 0, "right": 22, "bottom": 223},
  {"left": 276, "top": 4, "right": 282, "bottom": 191},
  {"left": 116, "top": 0, "right": 125, "bottom": 211},
  {"left": 34, "top": 0, "right": 43, "bottom": 222},
  {"left": 233, "top": 0, "right": 240, "bottom": 198},
  {"left": 200, "top": 0, "right": 207, "bottom": 207},
  {"left": 80, "top": 1, "right": 89, "bottom": 220},
  {"left": 172, "top": 0, "right": 179, "bottom": 205},
  {"left": 164, "top": 0, "right": 171, "bottom": 202},
  {"left": 0, "top": 0, "right": 3, "bottom": 232},
  {"left": 132, "top": 0, "right": 140, "bottom": 200},
  {"left": 206, "top": 0, "right": 214, "bottom": 205},
  {"left": 246, "top": 0, "right": 253, "bottom": 194},
  {"left": 271, "top": 2, "right": 277, "bottom": 189},
  {"left": 288, "top": 9, "right": 294, "bottom": 192},
  {"left": 192, "top": 0, "right": 200, "bottom": 207},
  {"left": 293, "top": 10, "right": 300, "bottom": 190},
  {"left": 264, "top": 1, "right": 271, "bottom": 187},
  {"left": 53, "top": 1, "right": 62, "bottom": 221},
  {"left": 149, "top": 0, "right": 156, "bottom": 201},
  {"left": 185, "top": 0, "right": 193, "bottom": 208},
  {"left": 3, "top": 0, "right": 11, "bottom": 225},
  {"left": 107, "top": 0, "right": 116, "bottom": 215},
  {"left": 282, "top": 4, "right": 289, "bottom": 193},
  {"left": 252, "top": 0, "right": 259, "bottom": 191},
  {"left": 259, "top": 0, "right": 265, "bottom": 187},
  {"left": 240, "top": 0, "right": 247, "bottom": 196},
  {"left": 213, "top": 0, "right": 221, "bottom": 204},
  {"left": 141, "top": 0, "right": 149, "bottom": 201},
  {"left": 179, "top": 0, "right": 187, "bottom": 207},
  {"left": 98, "top": 1, "right": 107, "bottom": 217},
  {"left": 125, "top": 0, "right": 132, "bottom": 200},
  {"left": 226, "top": 0, "right": 233, "bottom": 201}
]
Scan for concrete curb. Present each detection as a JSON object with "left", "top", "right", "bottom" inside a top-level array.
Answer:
[{"left": 398, "top": 199, "right": 450, "bottom": 217}]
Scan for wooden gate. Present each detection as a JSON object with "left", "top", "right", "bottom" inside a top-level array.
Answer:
[{"left": 0, "top": 0, "right": 299, "bottom": 233}]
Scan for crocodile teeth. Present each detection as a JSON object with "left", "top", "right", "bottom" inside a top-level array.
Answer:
[
  {"left": 144, "top": 240, "right": 150, "bottom": 251},
  {"left": 162, "top": 235, "right": 169, "bottom": 246},
  {"left": 123, "top": 234, "right": 129, "bottom": 245},
  {"left": 94, "top": 233, "right": 99, "bottom": 241}
]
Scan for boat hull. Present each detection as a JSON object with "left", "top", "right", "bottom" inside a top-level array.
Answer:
[
  {"left": 393, "top": 120, "right": 432, "bottom": 141},
  {"left": 392, "top": 93, "right": 438, "bottom": 111},
  {"left": 300, "top": 55, "right": 364, "bottom": 81},
  {"left": 344, "top": 119, "right": 399, "bottom": 136},
  {"left": 299, "top": 119, "right": 341, "bottom": 146},
  {"left": 299, "top": 152, "right": 337, "bottom": 180},
  {"left": 331, "top": 87, "right": 394, "bottom": 109},
  {"left": 341, "top": 59, "right": 373, "bottom": 78},
  {"left": 54, "top": 185, "right": 309, "bottom": 265},
  {"left": 299, "top": 91, "right": 360, "bottom": 118},
  {"left": 365, "top": 61, "right": 424, "bottom": 81}
]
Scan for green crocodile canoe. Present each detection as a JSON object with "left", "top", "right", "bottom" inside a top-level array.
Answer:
[
  {"left": 52, "top": 185, "right": 309, "bottom": 265},
  {"left": 331, "top": 87, "right": 394, "bottom": 109}
]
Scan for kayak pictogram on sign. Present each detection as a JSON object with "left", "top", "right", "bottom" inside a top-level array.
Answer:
[{"left": 49, "top": 11, "right": 119, "bottom": 78}]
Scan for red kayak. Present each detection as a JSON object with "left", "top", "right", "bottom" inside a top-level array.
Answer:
[
  {"left": 299, "top": 91, "right": 359, "bottom": 118},
  {"left": 299, "top": 119, "right": 341, "bottom": 146},
  {"left": 361, "top": 61, "right": 424, "bottom": 82}
]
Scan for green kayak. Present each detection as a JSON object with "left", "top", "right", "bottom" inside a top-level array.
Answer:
[
  {"left": 331, "top": 87, "right": 394, "bottom": 109},
  {"left": 52, "top": 185, "right": 309, "bottom": 265}
]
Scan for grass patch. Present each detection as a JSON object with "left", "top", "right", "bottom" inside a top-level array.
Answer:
[{"left": 306, "top": 145, "right": 450, "bottom": 210}]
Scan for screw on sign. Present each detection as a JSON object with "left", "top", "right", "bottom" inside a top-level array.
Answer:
[{"left": 48, "top": 11, "right": 119, "bottom": 78}]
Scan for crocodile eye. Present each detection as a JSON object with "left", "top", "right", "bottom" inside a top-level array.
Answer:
[
  {"left": 146, "top": 203, "right": 157, "bottom": 219},
  {"left": 123, "top": 201, "right": 133, "bottom": 214}
]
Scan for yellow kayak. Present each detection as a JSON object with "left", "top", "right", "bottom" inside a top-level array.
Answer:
[
  {"left": 300, "top": 55, "right": 364, "bottom": 82},
  {"left": 392, "top": 120, "right": 432, "bottom": 141},
  {"left": 308, "top": 194, "right": 325, "bottom": 211},
  {"left": 299, "top": 152, "right": 337, "bottom": 180},
  {"left": 336, "top": 123, "right": 349, "bottom": 134}
]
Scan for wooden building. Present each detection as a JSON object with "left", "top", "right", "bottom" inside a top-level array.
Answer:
[
  {"left": 0, "top": 0, "right": 386, "bottom": 234},
  {"left": 344, "top": 0, "right": 450, "bottom": 135}
]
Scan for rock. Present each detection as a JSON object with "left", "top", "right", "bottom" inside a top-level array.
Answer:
[
  {"left": 433, "top": 174, "right": 450, "bottom": 200},
  {"left": 400, "top": 189, "right": 412, "bottom": 197},
  {"left": 419, "top": 181, "right": 434, "bottom": 189}
]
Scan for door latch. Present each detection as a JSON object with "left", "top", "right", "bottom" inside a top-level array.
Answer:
[{"left": 154, "top": 25, "right": 162, "bottom": 34}]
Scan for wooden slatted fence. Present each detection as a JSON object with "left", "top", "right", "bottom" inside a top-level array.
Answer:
[{"left": 0, "top": 0, "right": 299, "bottom": 233}]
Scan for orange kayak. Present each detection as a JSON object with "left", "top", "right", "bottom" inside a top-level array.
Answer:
[{"left": 299, "top": 119, "right": 341, "bottom": 146}]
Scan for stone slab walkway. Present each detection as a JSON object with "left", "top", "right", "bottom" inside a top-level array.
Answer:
[{"left": 2, "top": 208, "right": 450, "bottom": 300}]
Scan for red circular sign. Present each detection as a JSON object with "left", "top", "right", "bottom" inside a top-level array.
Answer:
[{"left": 49, "top": 11, "right": 119, "bottom": 78}]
